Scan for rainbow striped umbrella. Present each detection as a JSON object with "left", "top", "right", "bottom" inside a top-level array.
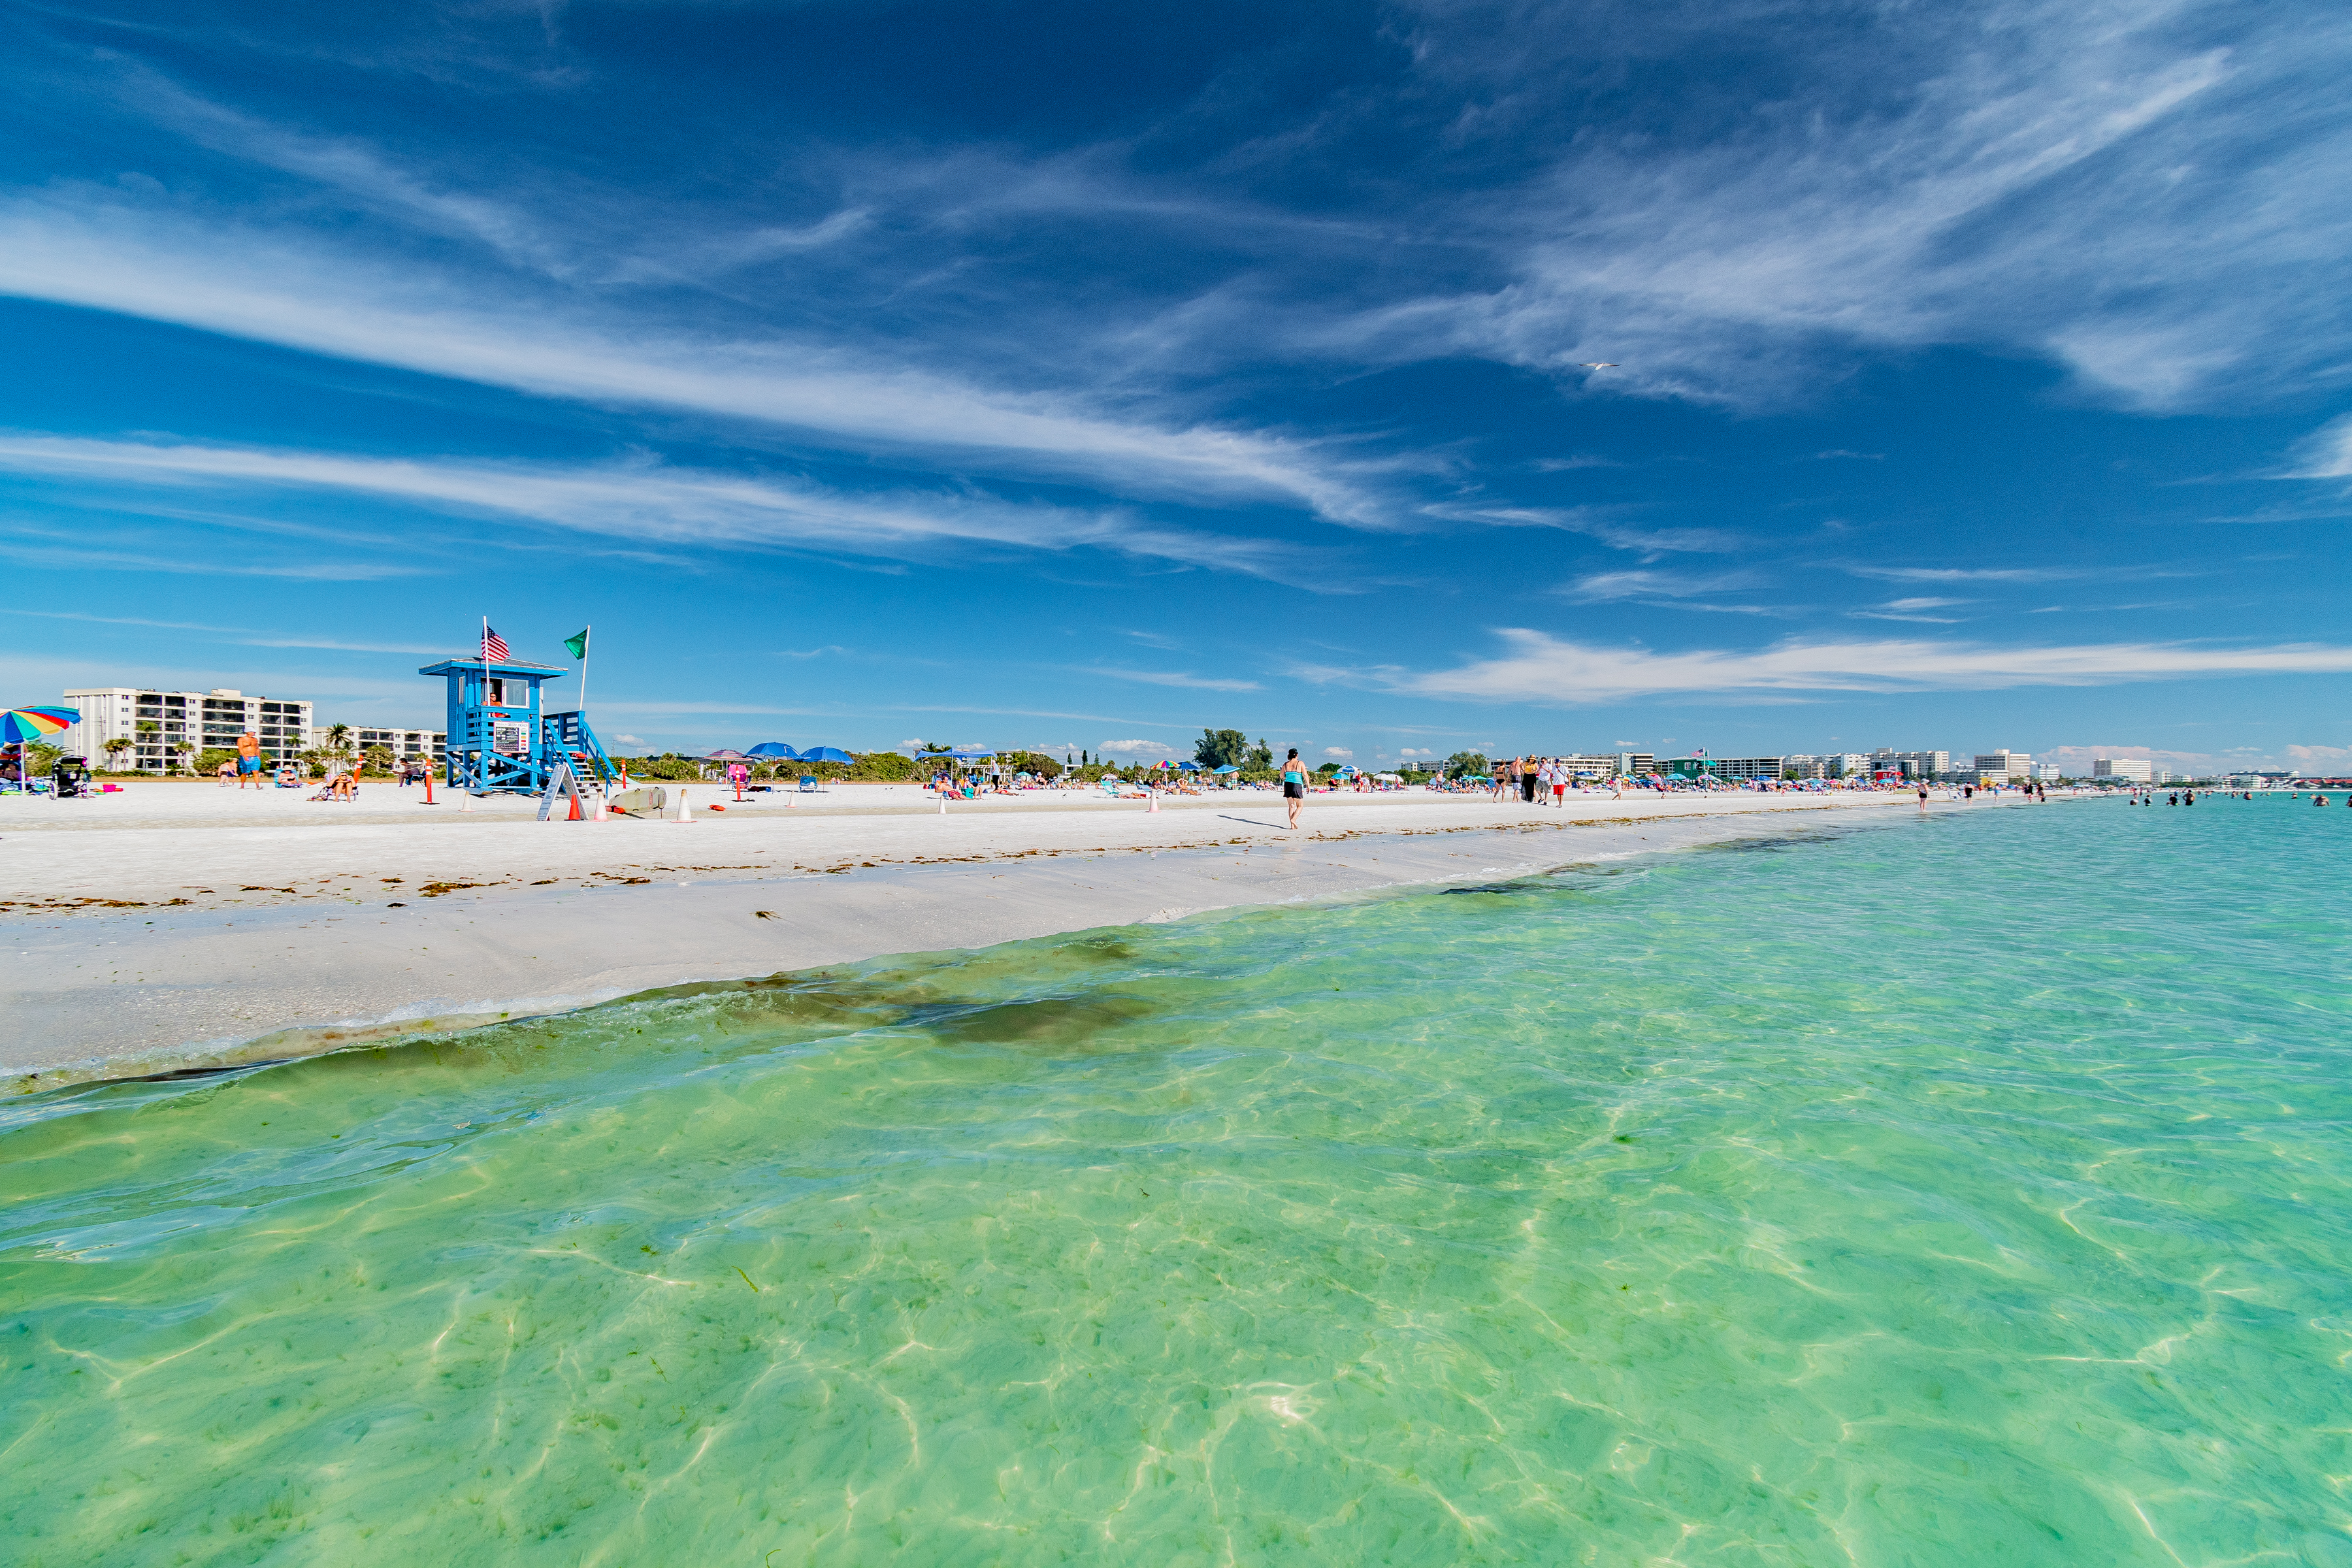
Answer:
[
  {"left": 2, "top": 705, "right": 77, "bottom": 745},
  {"left": 4, "top": 704, "right": 78, "bottom": 789}
]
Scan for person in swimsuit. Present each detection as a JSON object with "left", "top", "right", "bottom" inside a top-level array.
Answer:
[{"left": 1281, "top": 748, "right": 1307, "bottom": 828}]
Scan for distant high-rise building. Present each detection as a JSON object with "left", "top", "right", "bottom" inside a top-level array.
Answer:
[
  {"left": 313, "top": 725, "right": 447, "bottom": 762},
  {"left": 2092, "top": 758, "right": 2153, "bottom": 781},
  {"left": 63, "top": 687, "right": 313, "bottom": 771},
  {"left": 1871, "top": 749, "right": 1949, "bottom": 778},
  {"left": 1974, "top": 750, "right": 2031, "bottom": 779}
]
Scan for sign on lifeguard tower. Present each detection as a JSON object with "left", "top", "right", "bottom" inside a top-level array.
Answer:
[{"left": 419, "top": 653, "right": 615, "bottom": 800}]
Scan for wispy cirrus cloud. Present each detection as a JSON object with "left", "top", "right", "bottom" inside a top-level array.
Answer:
[
  {"left": 1850, "top": 595, "right": 1974, "bottom": 623},
  {"left": 1558, "top": 568, "right": 1763, "bottom": 603},
  {"left": 0, "top": 434, "right": 1326, "bottom": 583},
  {"left": 0, "top": 523, "right": 425, "bottom": 581},
  {"left": 1841, "top": 564, "right": 2179, "bottom": 585},
  {"left": 0, "top": 607, "right": 445, "bottom": 653},
  {"left": 1350, "top": 629, "right": 2352, "bottom": 703},
  {"left": 2285, "top": 414, "right": 2352, "bottom": 479},
  {"left": 1337, "top": 0, "right": 2352, "bottom": 412},
  {"left": 0, "top": 201, "right": 1386, "bottom": 523},
  {"left": 1086, "top": 668, "right": 1264, "bottom": 692},
  {"left": 1425, "top": 503, "right": 1744, "bottom": 557}
]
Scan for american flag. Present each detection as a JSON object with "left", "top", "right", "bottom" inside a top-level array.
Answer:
[{"left": 481, "top": 623, "right": 510, "bottom": 662}]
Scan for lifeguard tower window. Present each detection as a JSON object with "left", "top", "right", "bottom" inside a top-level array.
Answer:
[{"left": 487, "top": 678, "right": 508, "bottom": 706}]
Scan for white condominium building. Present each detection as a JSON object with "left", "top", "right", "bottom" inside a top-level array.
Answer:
[
  {"left": 1974, "top": 750, "right": 2031, "bottom": 779},
  {"left": 1872, "top": 749, "right": 1951, "bottom": 778},
  {"left": 312, "top": 726, "right": 448, "bottom": 762},
  {"left": 1784, "top": 753, "right": 1870, "bottom": 779},
  {"left": 62, "top": 687, "right": 314, "bottom": 770},
  {"left": 1553, "top": 753, "right": 1626, "bottom": 777},
  {"left": 1709, "top": 756, "right": 1786, "bottom": 780},
  {"left": 2092, "top": 758, "right": 2153, "bottom": 781}
]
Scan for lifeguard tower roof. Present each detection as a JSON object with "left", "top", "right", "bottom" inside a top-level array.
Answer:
[{"left": 417, "top": 657, "right": 569, "bottom": 681}]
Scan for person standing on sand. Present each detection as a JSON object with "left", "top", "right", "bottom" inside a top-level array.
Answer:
[
  {"left": 1281, "top": 748, "right": 1307, "bottom": 828},
  {"left": 236, "top": 730, "right": 262, "bottom": 789}
]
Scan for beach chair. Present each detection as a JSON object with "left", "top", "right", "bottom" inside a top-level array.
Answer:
[{"left": 797, "top": 775, "right": 819, "bottom": 792}]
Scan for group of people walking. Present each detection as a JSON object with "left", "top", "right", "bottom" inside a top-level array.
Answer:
[{"left": 1488, "top": 756, "right": 1589, "bottom": 807}]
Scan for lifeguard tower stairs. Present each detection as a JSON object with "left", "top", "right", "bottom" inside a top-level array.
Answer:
[{"left": 419, "top": 657, "right": 618, "bottom": 814}]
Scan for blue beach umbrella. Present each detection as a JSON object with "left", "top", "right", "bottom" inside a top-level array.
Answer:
[
  {"left": 1212, "top": 764, "right": 1239, "bottom": 774},
  {"left": 798, "top": 746, "right": 853, "bottom": 764},
  {"left": 746, "top": 742, "right": 798, "bottom": 759}
]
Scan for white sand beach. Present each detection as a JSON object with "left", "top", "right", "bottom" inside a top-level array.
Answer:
[{"left": 3, "top": 779, "right": 1999, "bottom": 1086}]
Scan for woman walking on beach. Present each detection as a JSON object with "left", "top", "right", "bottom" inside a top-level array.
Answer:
[{"left": 1281, "top": 748, "right": 1307, "bottom": 828}]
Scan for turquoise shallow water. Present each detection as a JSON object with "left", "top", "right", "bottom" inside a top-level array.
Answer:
[{"left": 5, "top": 799, "right": 2350, "bottom": 1565}]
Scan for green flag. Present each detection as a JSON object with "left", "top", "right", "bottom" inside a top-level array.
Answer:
[{"left": 563, "top": 628, "right": 589, "bottom": 660}]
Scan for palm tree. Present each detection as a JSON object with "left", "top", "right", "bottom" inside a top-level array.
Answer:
[
  {"left": 101, "top": 736, "right": 133, "bottom": 771},
  {"left": 326, "top": 723, "right": 352, "bottom": 758},
  {"left": 169, "top": 740, "right": 194, "bottom": 775}
]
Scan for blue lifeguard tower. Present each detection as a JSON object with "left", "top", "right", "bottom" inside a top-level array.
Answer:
[{"left": 419, "top": 657, "right": 617, "bottom": 799}]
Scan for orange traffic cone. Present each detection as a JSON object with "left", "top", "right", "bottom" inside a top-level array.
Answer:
[{"left": 567, "top": 791, "right": 581, "bottom": 821}]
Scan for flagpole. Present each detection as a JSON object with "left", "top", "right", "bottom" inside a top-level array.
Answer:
[
  {"left": 579, "top": 625, "right": 591, "bottom": 719},
  {"left": 480, "top": 613, "right": 491, "bottom": 793}
]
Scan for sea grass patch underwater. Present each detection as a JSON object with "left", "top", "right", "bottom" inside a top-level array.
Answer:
[{"left": 4, "top": 801, "right": 2349, "bottom": 1565}]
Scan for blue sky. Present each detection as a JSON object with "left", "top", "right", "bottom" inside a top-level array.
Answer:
[{"left": 2, "top": 0, "right": 2347, "bottom": 772}]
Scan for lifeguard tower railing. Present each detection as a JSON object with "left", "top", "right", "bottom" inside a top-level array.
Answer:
[{"left": 542, "top": 710, "right": 618, "bottom": 792}]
